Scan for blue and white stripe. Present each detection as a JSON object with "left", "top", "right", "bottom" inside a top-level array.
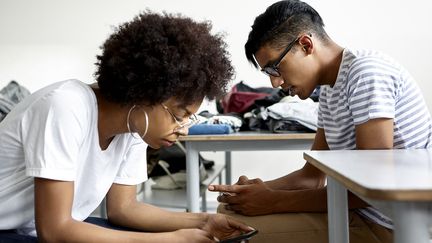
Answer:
[
  {"left": 317, "top": 48, "right": 432, "bottom": 228},
  {"left": 318, "top": 48, "right": 432, "bottom": 150}
]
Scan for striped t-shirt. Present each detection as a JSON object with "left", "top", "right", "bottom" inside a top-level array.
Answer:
[{"left": 317, "top": 48, "right": 432, "bottom": 228}]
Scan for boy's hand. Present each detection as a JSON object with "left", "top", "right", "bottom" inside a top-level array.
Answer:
[{"left": 208, "top": 176, "right": 276, "bottom": 216}]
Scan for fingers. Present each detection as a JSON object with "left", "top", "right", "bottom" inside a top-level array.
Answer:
[
  {"left": 224, "top": 203, "right": 239, "bottom": 212},
  {"left": 225, "top": 216, "right": 255, "bottom": 233},
  {"left": 193, "top": 228, "right": 212, "bottom": 239},
  {"left": 208, "top": 184, "right": 242, "bottom": 193},
  {"left": 249, "top": 178, "right": 263, "bottom": 184},
  {"left": 217, "top": 193, "right": 240, "bottom": 204},
  {"left": 180, "top": 228, "right": 215, "bottom": 243},
  {"left": 236, "top": 176, "right": 263, "bottom": 185},
  {"left": 200, "top": 229, "right": 215, "bottom": 242},
  {"left": 236, "top": 175, "right": 249, "bottom": 185},
  {"left": 209, "top": 176, "right": 259, "bottom": 193},
  {"left": 202, "top": 229, "right": 218, "bottom": 243},
  {"left": 225, "top": 204, "right": 248, "bottom": 215}
]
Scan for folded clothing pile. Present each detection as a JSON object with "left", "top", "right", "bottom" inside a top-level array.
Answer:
[{"left": 188, "top": 112, "right": 243, "bottom": 135}]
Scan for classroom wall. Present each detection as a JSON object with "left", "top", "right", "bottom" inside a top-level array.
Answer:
[
  {"left": 1, "top": 0, "right": 431, "bottom": 180},
  {"left": 1, "top": 0, "right": 431, "bottom": 107}
]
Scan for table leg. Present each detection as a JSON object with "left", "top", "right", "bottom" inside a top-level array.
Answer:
[
  {"left": 392, "top": 202, "right": 430, "bottom": 243},
  {"left": 201, "top": 191, "right": 207, "bottom": 212},
  {"left": 327, "top": 177, "right": 349, "bottom": 243},
  {"left": 186, "top": 142, "right": 200, "bottom": 212},
  {"left": 225, "top": 151, "right": 232, "bottom": 185}
]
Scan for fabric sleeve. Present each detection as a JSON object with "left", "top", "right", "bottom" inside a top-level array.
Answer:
[
  {"left": 114, "top": 141, "right": 148, "bottom": 185},
  {"left": 22, "top": 91, "right": 87, "bottom": 181},
  {"left": 346, "top": 58, "right": 397, "bottom": 125}
]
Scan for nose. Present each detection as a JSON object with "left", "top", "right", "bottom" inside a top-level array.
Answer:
[
  {"left": 174, "top": 126, "right": 189, "bottom": 136},
  {"left": 270, "top": 76, "right": 284, "bottom": 88}
]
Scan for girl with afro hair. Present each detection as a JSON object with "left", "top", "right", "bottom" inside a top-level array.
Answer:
[{"left": 0, "top": 11, "right": 254, "bottom": 242}]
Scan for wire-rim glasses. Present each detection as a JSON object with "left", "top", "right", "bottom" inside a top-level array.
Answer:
[{"left": 161, "top": 103, "right": 198, "bottom": 132}]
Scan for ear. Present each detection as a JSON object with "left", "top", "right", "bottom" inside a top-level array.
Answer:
[{"left": 298, "top": 33, "right": 313, "bottom": 55}]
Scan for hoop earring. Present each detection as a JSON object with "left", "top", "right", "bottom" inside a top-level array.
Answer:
[{"left": 127, "top": 105, "right": 149, "bottom": 139}]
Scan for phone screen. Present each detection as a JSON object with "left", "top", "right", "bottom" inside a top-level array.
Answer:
[{"left": 219, "top": 230, "right": 258, "bottom": 243}]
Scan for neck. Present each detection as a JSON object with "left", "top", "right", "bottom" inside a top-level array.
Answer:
[
  {"left": 90, "top": 84, "right": 129, "bottom": 148},
  {"left": 317, "top": 41, "right": 344, "bottom": 87}
]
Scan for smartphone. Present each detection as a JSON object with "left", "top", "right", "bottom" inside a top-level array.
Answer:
[{"left": 219, "top": 230, "right": 258, "bottom": 243}]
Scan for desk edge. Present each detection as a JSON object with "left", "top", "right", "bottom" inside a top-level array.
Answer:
[{"left": 303, "top": 152, "right": 432, "bottom": 201}]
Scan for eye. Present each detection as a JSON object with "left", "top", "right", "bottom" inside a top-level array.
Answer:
[{"left": 172, "top": 114, "right": 183, "bottom": 122}]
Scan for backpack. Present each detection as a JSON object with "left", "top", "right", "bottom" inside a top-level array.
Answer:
[{"left": 0, "top": 80, "right": 31, "bottom": 122}]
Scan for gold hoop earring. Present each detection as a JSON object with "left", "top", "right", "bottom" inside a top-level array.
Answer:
[{"left": 127, "top": 105, "right": 149, "bottom": 139}]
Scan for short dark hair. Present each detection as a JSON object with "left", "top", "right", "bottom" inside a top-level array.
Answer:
[
  {"left": 95, "top": 11, "right": 233, "bottom": 106},
  {"left": 245, "top": 0, "right": 328, "bottom": 68}
]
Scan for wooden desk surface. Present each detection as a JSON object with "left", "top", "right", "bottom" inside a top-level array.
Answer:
[
  {"left": 179, "top": 131, "right": 316, "bottom": 141},
  {"left": 304, "top": 149, "right": 432, "bottom": 201}
]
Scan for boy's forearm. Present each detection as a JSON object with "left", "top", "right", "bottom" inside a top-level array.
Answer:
[
  {"left": 265, "top": 169, "right": 306, "bottom": 190},
  {"left": 265, "top": 162, "right": 326, "bottom": 191},
  {"left": 270, "top": 187, "right": 369, "bottom": 213},
  {"left": 271, "top": 188, "right": 328, "bottom": 213}
]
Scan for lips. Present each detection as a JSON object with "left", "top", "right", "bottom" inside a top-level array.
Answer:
[
  {"left": 289, "top": 87, "right": 296, "bottom": 96},
  {"left": 161, "top": 139, "right": 175, "bottom": 147},
  {"left": 282, "top": 86, "right": 295, "bottom": 96}
]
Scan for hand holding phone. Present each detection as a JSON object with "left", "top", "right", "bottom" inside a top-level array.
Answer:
[{"left": 219, "top": 229, "right": 258, "bottom": 243}]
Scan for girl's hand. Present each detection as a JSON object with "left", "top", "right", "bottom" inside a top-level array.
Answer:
[
  {"left": 201, "top": 213, "right": 254, "bottom": 241},
  {"left": 169, "top": 228, "right": 215, "bottom": 243}
]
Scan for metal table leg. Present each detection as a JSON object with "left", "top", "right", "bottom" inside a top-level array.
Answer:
[
  {"left": 327, "top": 177, "right": 349, "bottom": 243},
  {"left": 225, "top": 151, "right": 232, "bottom": 185},
  {"left": 392, "top": 202, "right": 430, "bottom": 243},
  {"left": 186, "top": 142, "right": 200, "bottom": 212}
]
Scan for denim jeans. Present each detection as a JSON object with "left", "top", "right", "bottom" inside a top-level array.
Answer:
[{"left": 0, "top": 217, "right": 132, "bottom": 242}]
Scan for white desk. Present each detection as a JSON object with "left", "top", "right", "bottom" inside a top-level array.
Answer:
[
  {"left": 304, "top": 149, "right": 432, "bottom": 243},
  {"left": 179, "top": 132, "right": 315, "bottom": 212}
]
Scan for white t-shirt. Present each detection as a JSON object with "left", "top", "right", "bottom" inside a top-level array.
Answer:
[{"left": 0, "top": 79, "right": 148, "bottom": 235}]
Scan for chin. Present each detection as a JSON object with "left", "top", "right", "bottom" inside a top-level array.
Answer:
[
  {"left": 295, "top": 93, "right": 306, "bottom": 99},
  {"left": 299, "top": 90, "right": 313, "bottom": 100},
  {"left": 146, "top": 141, "right": 161, "bottom": 149}
]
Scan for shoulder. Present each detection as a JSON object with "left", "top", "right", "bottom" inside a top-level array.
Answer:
[
  {"left": 346, "top": 49, "right": 402, "bottom": 79},
  {"left": 31, "top": 80, "right": 95, "bottom": 116},
  {"left": 44, "top": 79, "right": 94, "bottom": 106},
  {"left": 342, "top": 49, "right": 405, "bottom": 94},
  {"left": 3, "top": 80, "right": 95, "bottom": 121},
  {"left": 5, "top": 80, "right": 97, "bottom": 135}
]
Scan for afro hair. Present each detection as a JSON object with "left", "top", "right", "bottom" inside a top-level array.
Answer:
[{"left": 95, "top": 11, "right": 234, "bottom": 107}]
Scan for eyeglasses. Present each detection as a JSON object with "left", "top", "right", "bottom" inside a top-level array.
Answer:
[
  {"left": 260, "top": 36, "right": 300, "bottom": 77},
  {"left": 161, "top": 103, "right": 199, "bottom": 132}
]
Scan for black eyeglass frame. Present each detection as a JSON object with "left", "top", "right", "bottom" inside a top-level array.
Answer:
[{"left": 260, "top": 33, "right": 311, "bottom": 77}]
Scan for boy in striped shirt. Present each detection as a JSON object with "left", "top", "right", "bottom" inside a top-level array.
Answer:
[{"left": 208, "top": 0, "right": 432, "bottom": 242}]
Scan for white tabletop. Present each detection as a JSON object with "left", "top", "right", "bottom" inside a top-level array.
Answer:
[
  {"left": 179, "top": 131, "right": 315, "bottom": 141},
  {"left": 304, "top": 149, "right": 432, "bottom": 201}
]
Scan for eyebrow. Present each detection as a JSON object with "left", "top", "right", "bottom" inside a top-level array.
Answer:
[
  {"left": 175, "top": 104, "right": 193, "bottom": 117},
  {"left": 262, "top": 60, "right": 274, "bottom": 69},
  {"left": 253, "top": 53, "right": 272, "bottom": 69},
  {"left": 184, "top": 108, "right": 193, "bottom": 116}
]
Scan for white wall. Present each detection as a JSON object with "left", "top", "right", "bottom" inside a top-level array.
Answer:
[
  {"left": 1, "top": 0, "right": 432, "bottom": 180},
  {"left": 1, "top": 0, "right": 431, "bottom": 107}
]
